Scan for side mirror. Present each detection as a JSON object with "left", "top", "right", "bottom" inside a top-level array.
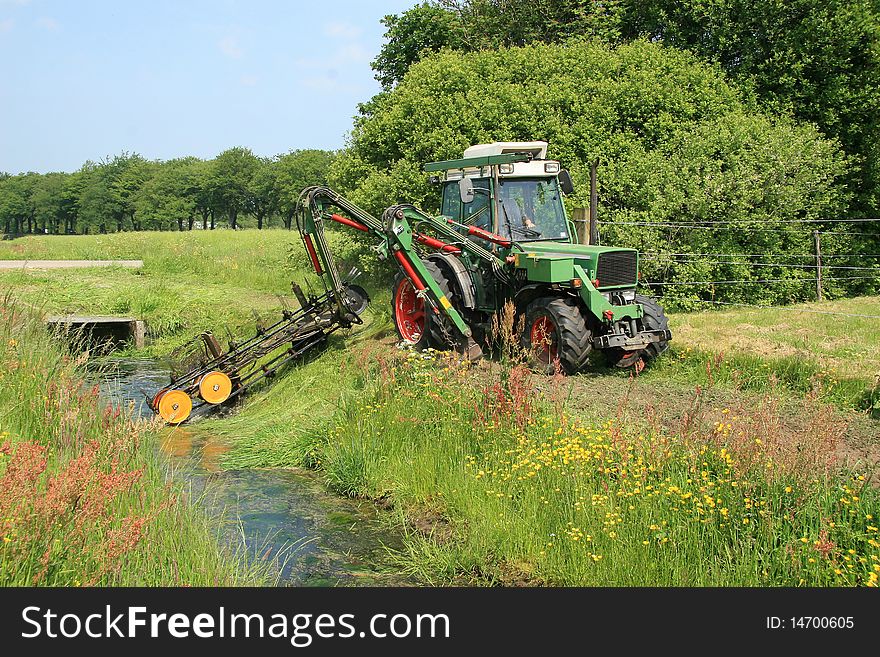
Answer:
[
  {"left": 558, "top": 169, "right": 574, "bottom": 195},
  {"left": 459, "top": 177, "right": 475, "bottom": 204}
]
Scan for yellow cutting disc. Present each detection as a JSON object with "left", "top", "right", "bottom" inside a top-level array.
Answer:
[
  {"left": 198, "top": 371, "right": 233, "bottom": 404},
  {"left": 157, "top": 389, "right": 192, "bottom": 425}
]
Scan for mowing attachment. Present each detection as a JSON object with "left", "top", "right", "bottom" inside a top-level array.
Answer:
[
  {"left": 149, "top": 274, "right": 369, "bottom": 424},
  {"left": 154, "top": 389, "right": 193, "bottom": 425}
]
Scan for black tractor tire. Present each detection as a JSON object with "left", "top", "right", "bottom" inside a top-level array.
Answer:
[
  {"left": 607, "top": 293, "right": 670, "bottom": 369},
  {"left": 391, "top": 260, "right": 451, "bottom": 350},
  {"left": 520, "top": 296, "right": 592, "bottom": 374}
]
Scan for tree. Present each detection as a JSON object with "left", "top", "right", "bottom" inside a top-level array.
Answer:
[
  {"left": 372, "top": 2, "right": 465, "bottom": 89},
  {"left": 372, "top": 1, "right": 880, "bottom": 211},
  {"left": 188, "top": 160, "right": 219, "bottom": 230},
  {"left": 134, "top": 158, "right": 199, "bottom": 231},
  {"left": 31, "top": 173, "right": 67, "bottom": 234},
  {"left": 274, "top": 150, "right": 336, "bottom": 229},
  {"left": 246, "top": 158, "right": 279, "bottom": 229},
  {"left": 618, "top": 0, "right": 880, "bottom": 212},
  {"left": 211, "top": 147, "right": 260, "bottom": 229},
  {"left": 0, "top": 174, "right": 37, "bottom": 235},
  {"left": 110, "top": 153, "right": 153, "bottom": 231},
  {"left": 77, "top": 161, "right": 119, "bottom": 234}
]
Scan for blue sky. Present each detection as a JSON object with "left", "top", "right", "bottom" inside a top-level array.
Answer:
[{"left": 0, "top": 0, "right": 415, "bottom": 173}]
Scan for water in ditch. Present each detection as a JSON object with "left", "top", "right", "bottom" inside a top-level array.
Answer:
[{"left": 92, "top": 357, "right": 413, "bottom": 587}]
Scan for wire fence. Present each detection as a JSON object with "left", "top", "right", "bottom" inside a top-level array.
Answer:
[{"left": 597, "top": 216, "right": 880, "bottom": 317}]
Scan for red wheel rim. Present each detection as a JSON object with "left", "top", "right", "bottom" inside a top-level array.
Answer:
[
  {"left": 394, "top": 277, "right": 426, "bottom": 344},
  {"left": 530, "top": 315, "right": 558, "bottom": 363}
]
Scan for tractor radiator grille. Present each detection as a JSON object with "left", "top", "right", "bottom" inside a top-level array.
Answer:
[{"left": 596, "top": 251, "right": 638, "bottom": 287}]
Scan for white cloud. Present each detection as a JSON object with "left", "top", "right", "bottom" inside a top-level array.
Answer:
[
  {"left": 322, "top": 22, "right": 361, "bottom": 40},
  {"left": 0, "top": 18, "right": 13, "bottom": 33},
  {"left": 218, "top": 35, "right": 243, "bottom": 59},
  {"left": 35, "top": 16, "right": 60, "bottom": 32}
]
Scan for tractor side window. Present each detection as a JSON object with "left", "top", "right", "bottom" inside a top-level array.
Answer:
[
  {"left": 441, "top": 182, "right": 461, "bottom": 222},
  {"left": 463, "top": 190, "right": 490, "bottom": 231}
]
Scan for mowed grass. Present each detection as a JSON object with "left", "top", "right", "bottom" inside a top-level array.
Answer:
[
  {"left": 0, "top": 297, "right": 268, "bottom": 586},
  {"left": 670, "top": 297, "right": 880, "bottom": 380}
]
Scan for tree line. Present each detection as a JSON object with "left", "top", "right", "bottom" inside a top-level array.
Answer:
[{"left": 0, "top": 148, "right": 334, "bottom": 235}]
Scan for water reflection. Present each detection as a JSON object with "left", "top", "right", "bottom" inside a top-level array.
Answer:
[{"left": 92, "top": 358, "right": 412, "bottom": 586}]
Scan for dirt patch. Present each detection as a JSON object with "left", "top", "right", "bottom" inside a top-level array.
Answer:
[{"left": 406, "top": 506, "right": 457, "bottom": 545}]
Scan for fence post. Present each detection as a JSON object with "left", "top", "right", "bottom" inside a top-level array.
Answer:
[
  {"left": 814, "top": 230, "right": 824, "bottom": 301},
  {"left": 589, "top": 159, "right": 599, "bottom": 246},
  {"left": 572, "top": 208, "right": 589, "bottom": 244}
]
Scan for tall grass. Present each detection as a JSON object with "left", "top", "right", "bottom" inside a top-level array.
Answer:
[
  {"left": 231, "top": 344, "right": 880, "bottom": 586},
  {"left": 0, "top": 296, "right": 267, "bottom": 586}
]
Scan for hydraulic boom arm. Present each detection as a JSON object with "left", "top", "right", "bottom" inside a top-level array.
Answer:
[{"left": 298, "top": 186, "right": 513, "bottom": 353}]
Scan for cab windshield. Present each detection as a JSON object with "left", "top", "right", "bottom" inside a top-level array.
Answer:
[{"left": 497, "top": 177, "right": 569, "bottom": 242}]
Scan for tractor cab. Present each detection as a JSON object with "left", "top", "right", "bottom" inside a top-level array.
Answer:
[{"left": 427, "top": 141, "right": 575, "bottom": 245}]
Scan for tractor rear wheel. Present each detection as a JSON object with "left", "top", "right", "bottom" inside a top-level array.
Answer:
[
  {"left": 607, "top": 294, "right": 670, "bottom": 370},
  {"left": 521, "top": 297, "right": 592, "bottom": 374},
  {"left": 391, "top": 260, "right": 450, "bottom": 350}
]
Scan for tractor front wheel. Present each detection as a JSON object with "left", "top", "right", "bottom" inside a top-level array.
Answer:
[{"left": 521, "top": 297, "right": 592, "bottom": 374}]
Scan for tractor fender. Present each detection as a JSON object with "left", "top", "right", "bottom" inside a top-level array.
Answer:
[
  {"left": 427, "top": 252, "right": 477, "bottom": 309},
  {"left": 514, "top": 284, "right": 576, "bottom": 313}
]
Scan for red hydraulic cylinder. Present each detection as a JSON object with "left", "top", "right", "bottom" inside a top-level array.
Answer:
[
  {"left": 445, "top": 219, "right": 511, "bottom": 247},
  {"left": 329, "top": 213, "right": 368, "bottom": 232},
  {"left": 303, "top": 234, "right": 323, "bottom": 274},
  {"left": 414, "top": 232, "right": 461, "bottom": 254},
  {"left": 393, "top": 250, "right": 426, "bottom": 291}
]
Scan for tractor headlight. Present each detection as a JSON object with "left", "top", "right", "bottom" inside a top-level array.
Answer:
[
  {"left": 622, "top": 290, "right": 635, "bottom": 302},
  {"left": 499, "top": 163, "right": 514, "bottom": 174},
  {"left": 544, "top": 162, "right": 560, "bottom": 173}
]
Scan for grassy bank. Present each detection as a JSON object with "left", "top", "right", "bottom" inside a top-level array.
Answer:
[
  {"left": 0, "top": 296, "right": 267, "bottom": 586},
  {"left": 204, "top": 344, "right": 879, "bottom": 586}
]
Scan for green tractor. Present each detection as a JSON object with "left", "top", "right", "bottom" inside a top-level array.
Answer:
[{"left": 298, "top": 141, "right": 671, "bottom": 373}]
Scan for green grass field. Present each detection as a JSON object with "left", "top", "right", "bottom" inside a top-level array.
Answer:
[
  {"left": 0, "top": 230, "right": 389, "bottom": 353},
  {"left": 3, "top": 231, "right": 879, "bottom": 586}
]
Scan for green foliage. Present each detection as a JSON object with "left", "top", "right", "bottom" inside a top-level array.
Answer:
[
  {"left": 0, "top": 149, "right": 336, "bottom": 236},
  {"left": 619, "top": 0, "right": 880, "bottom": 212},
  {"left": 211, "top": 147, "right": 260, "bottom": 230},
  {"left": 374, "top": 0, "right": 626, "bottom": 89},
  {"left": 274, "top": 149, "right": 336, "bottom": 228},
  {"left": 375, "top": 0, "right": 880, "bottom": 210},
  {"left": 372, "top": 2, "right": 465, "bottom": 90}
]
